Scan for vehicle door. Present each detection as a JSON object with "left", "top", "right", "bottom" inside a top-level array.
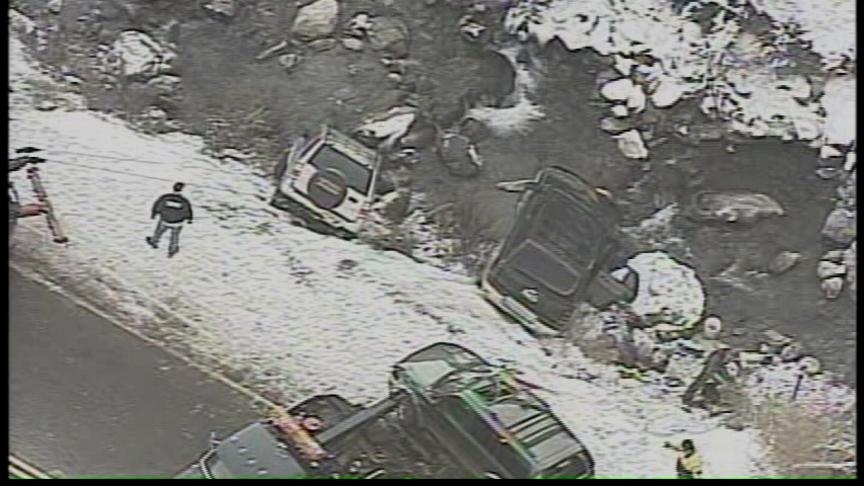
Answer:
[{"left": 296, "top": 142, "right": 375, "bottom": 224}]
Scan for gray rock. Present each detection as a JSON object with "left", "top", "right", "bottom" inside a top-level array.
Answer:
[
  {"left": 146, "top": 74, "right": 182, "bottom": 97},
  {"left": 341, "top": 38, "right": 364, "bottom": 51},
  {"left": 201, "top": 0, "right": 236, "bottom": 18},
  {"left": 821, "top": 207, "right": 857, "bottom": 245},
  {"left": 437, "top": 131, "right": 482, "bottom": 177},
  {"left": 768, "top": 250, "right": 802, "bottom": 274},
  {"left": 278, "top": 53, "right": 302, "bottom": 72},
  {"left": 822, "top": 249, "right": 847, "bottom": 263},
  {"left": 815, "top": 167, "right": 839, "bottom": 179},
  {"left": 600, "top": 116, "right": 633, "bottom": 134},
  {"left": 112, "top": 30, "right": 174, "bottom": 80},
  {"left": 779, "top": 342, "right": 803, "bottom": 362},
  {"left": 307, "top": 38, "right": 337, "bottom": 52},
  {"left": 817, "top": 260, "right": 846, "bottom": 280},
  {"left": 688, "top": 191, "right": 784, "bottom": 224},
  {"left": 35, "top": 99, "right": 59, "bottom": 111},
  {"left": 844, "top": 241, "right": 856, "bottom": 301},
  {"left": 292, "top": 0, "right": 339, "bottom": 41},
  {"left": 366, "top": 17, "right": 410, "bottom": 58},
  {"left": 821, "top": 276, "right": 844, "bottom": 299}
]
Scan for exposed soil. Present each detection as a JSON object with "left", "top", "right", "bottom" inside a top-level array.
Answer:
[{"left": 12, "top": 0, "right": 855, "bottom": 385}]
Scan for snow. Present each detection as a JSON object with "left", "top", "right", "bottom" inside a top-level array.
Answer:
[
  {"left": 748, "top": 0, "right": 856, "bottom": 70},
  {"left": 625, "top": 252, "right": 706, "bottom": 327},
  {"left": 821, "top": 76, "right": 856, "bottom": 147},
  {"left": 8, "top": 31, "right": 776, "bottom": 478},
  {"left": 507, "top": 0, "right": 856, "bottom": 152}
]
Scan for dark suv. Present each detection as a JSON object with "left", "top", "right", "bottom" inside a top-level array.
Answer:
[
  {"left": 390, "top": 342, "right": 595, "bottom": 478},
  {"left": 480, "top": 166, "right": 634, "bottom": 334}
]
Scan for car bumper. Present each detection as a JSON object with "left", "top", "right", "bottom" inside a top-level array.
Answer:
[
  {"left": 479, "top": 277, "right": 559, "bottom": 337},
  {"left": 271, "top": 188, "right": 361, "bottom": 237}
]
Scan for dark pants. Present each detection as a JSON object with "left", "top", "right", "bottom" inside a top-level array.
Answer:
[{"left": 151, "top": 220, "right": 183, "bottom": 253}]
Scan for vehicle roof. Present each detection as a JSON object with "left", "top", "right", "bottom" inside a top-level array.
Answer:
[
  {"left": 538, "top": 167, "right": 617, "bottom": 221},
  {"left": 211, "top": 422, "right": 308, "bottom": 478},
  {"left": 318, "top": 127, "right": 378, "bottom": 169},
  {"left": 394, "top": 343, "right": 588, "bottom": 472}
]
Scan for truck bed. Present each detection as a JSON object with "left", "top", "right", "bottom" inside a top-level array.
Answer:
[{"left": 289, "top": 395, "right": 457, "bottom": 479}]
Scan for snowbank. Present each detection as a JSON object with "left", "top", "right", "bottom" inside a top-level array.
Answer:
[
  {"left": 10, "top": 32, "right": 775, "bottom": 478},
  {"left": 625, "top": 252, "right": 706, "bottom": 327}
]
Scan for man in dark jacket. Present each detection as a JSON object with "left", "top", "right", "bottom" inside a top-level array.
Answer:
[{"left": 146, "top": 182, "right": 193, "bottom": 257}]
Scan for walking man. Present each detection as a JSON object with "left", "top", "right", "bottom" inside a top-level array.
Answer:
[
  {"left": 146, "top": 182, "right": 193, "bottom": 257},
  {"left": 664, "top": 439, "right": 704, "bottom": 479}
]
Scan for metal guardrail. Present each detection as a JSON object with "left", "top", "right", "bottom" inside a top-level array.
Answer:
[{"left": 8, "top": 455, "right": 52, "bottom": 479}]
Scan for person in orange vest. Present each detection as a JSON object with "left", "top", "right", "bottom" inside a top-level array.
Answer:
[{"left": 664, "top": 439, "right": 704, "bottom": 479}]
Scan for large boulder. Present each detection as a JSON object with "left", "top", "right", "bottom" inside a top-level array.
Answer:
[
  {"left": 292, "top": 0, "right": 340, "bottom": 41},
  {"left": 687, "top": 191, "right": 784, "bottom": 224},
  {"left": 767, "top": 250, "right": 802, "bottom": 275},
  {"left": 112, "top": 30, "right": 174, "bottom": 80},
  {"left": 821, "top": 207, "right": 857, "bottom": 245},
  {"left": 366, "top": 16, "right": 410, "bottom": 58},
  {"left": 613, "top": 130, "right": 648, "bottom": 159},
  {"left": 844, "top": 241, "right": 856, "bottom": 301},
  {"left": 437, "top": 130, "right": 482, "bottom": 177},
  {"left": 466, "top": 49, "right": 516, "bottom": 108}
]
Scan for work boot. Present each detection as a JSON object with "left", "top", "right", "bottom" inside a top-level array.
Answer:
[
  {"left": 146, "top": 236, "right": 158, "bottom": 249},
  {"left": 168, "top": 247, "right": 179, "bottom": 258}
]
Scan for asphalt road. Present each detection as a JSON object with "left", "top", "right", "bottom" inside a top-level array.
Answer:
[{"left": 8, "top": 268, "right": 261, "bottom": 478}]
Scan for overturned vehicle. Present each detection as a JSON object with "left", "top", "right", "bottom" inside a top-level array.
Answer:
[
  {"left": 271, "top": 126, "right": 385, "bottom": 238},
  {"left": 177, "top": 343, "right": 594, "bottom": 479},
  {"left": 480, "top": 167, "right": 637, "bottom": 335}
]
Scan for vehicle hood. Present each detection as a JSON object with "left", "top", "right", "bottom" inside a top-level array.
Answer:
[{"left": 208, "top": 422, "right": 307, "bottom": 478}]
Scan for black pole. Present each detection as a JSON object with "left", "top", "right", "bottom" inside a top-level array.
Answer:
[{"left": 791, "top": 372, "right": 804, "bottom": 401}]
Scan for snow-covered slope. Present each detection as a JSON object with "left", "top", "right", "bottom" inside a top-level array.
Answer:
[
  {"left": 9, "top": 31, "right": 776, "bottom": 477},
  {"left": 507, "top": 0, "right": 856, "bottom": 150}
]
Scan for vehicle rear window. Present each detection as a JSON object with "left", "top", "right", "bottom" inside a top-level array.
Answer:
[
  {"left": 309, "top": 144, "right": 373, "bottom": 194},
  {"left": 531, "top": 198, "right": 599, "bottom": 265},
  {"left": 507, "top": 242, "right": 582, "bottom": 295}
]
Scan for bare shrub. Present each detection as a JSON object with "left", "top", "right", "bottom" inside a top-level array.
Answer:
[
  {"left": 438, "top": 191, "right": 498, "bottom": 275},
  {"left": 731, "top": 392, "right": 856, "bottom": 478},
  {"left": 574, "top": 333, "right": 620, "bottom": 364}
]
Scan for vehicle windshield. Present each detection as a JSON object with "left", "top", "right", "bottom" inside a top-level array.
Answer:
[{"left": 309, "top": 144, "right": 373, "bottom": 194}]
